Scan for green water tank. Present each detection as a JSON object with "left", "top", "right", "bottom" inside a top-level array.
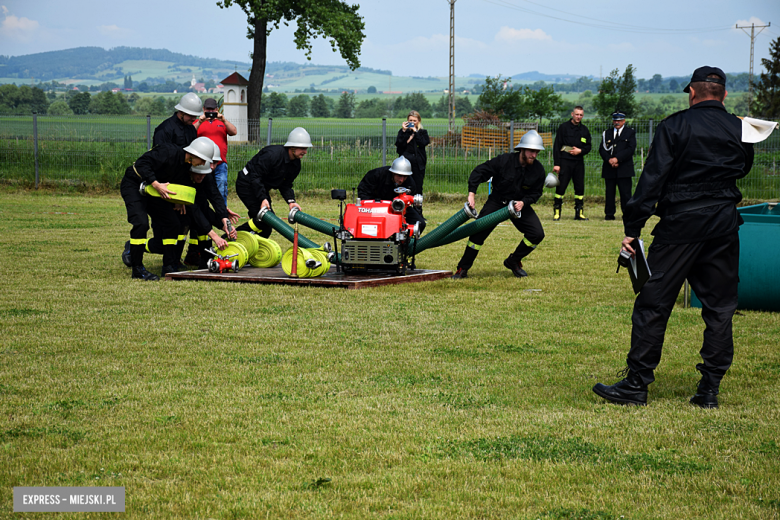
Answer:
[{"left": 691, "top": 202, "right": 780, "bottom": 311}]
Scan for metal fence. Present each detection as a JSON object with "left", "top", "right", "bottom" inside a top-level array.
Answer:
[{"left": 1, "top": 115, "right": 778, "bottom": 201}]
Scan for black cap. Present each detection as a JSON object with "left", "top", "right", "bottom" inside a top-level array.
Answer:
[
  {"left": 683, "top": 66, "right": 726, "bottom": 93},
  {"left": 204, "top": 98, "right": 218, "bottom": 109}
]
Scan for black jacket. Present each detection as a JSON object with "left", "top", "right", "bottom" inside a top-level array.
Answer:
[
  {"left": 236, "top": 145, "right": 301, "bottom": 204},
  {"left": 123, "top": 144, "right": 219, "bottom": 231},
  {"left": 468, "top": 152, "right": 545, "bottom": 207},
  {"left": 358, "top": 166, "right": 418, "bottom": 201},
  {"left": 395, "top": 128, "right": 430, "bottom": 171},
  {"left": 553, "top": 120, "right": 592, "bottom": 165},
  {"left": 153, "top": 114, "right": 197, "bottom": 147},
  {"left": 623, "top": 100, "right": 754, "bottom": 244},
  {"left": 599, "top": 125, "right": 636, "bottom": 179}
]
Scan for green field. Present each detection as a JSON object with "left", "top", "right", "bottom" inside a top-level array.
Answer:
[
  {"left": 1, "top": 191, "right": 779, "bottom": 518},
  {"left": 2, "top": 115, "right": 779, "bottom": 203}
]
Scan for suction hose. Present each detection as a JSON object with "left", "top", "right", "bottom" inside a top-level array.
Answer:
[
  {"left": 413, "top": 202, "right": 478, "bottom": 252},
  {"left": 288, "top": 208, "right": 340, "bottom": 237},
  {"left": 415, "top": 201, "right": 520, "bottom": 254},
  {"left": 254, "top": 208, "right": 319, "bottom": 249}
]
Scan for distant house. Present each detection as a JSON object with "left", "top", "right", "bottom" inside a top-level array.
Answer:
[
  {"left": 191, "top": 82, "right": 207, "bottom": 93},
  {"left": 111, "top": 88, "right": 120, "bottom": 93},
  {"left": 209, "top": 84, "right": 224, "bottom": 94}
]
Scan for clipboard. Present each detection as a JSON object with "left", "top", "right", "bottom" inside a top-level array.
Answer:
[{"left": 627, "top": 238, "right": 650, "bottom": 294}]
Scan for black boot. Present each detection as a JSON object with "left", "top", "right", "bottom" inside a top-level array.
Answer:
[
  {"left": 131, "top": 265, "right": 159, "bottom": 281},
  {"left": 121, "top": 240, "right": 132, "bottom": 267},
  {"left": 451, "top": 268, "right": 469, "bottom": 279},
  {"left": 690, "top": 371, "right": 719, "bottom": 409},
  {"left": 574, "top": 199, "right": 589, "bottom": 221},
  {"left": 593, "top": 368, "right": 648, "bottom": 406},
  {"left": 161, "top": 264, "right": 183, "bottom": 276},
  {"left": 553, "top": 197, "right": 562, "bottom": 221},
  {"left": 503, "top": 255, "right": 527, "bottom": 277}
]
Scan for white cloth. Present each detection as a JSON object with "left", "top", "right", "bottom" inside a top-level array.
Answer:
[{"left": 741, "top": 117, "right": 778, "bottom": 143}]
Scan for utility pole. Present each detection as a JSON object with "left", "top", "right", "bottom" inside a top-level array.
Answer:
[
  {"left": 448, "top": 0, "right": 456, "bottom": 132},
  {"left": 736, "top": 22, "right": 770, "bottom": 115}
]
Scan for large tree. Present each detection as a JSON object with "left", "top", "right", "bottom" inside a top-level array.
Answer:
[
  {"left": 523, "top": 85, "right": 565, "bottom": 122},
  {"left": 593, "top": 65, "right": 638, "bottom": 118},
  {"left": 217, "top": 0, "right": 365, "bottom": 139},
  {"left": 754, "top": 37, "right": 780, "bottom": 118},
  {"left": 475, "top": 75, "right": 525, "bottom": 120}
]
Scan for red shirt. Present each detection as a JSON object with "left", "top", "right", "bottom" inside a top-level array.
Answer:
[{"left": 197, "top": 119, "right": 228, "bottom": 164}]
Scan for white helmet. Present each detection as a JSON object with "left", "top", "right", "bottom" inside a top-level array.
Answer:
[
  {"left": 175, "top": 93, "right": 203, "bottom": 117},
  {"left": 211, "top": 141, "right": 222, "bottom": 162},
  {"left": 284, "top": 127, "right": 313, "bottom": 148},
  {"left": 191, "top": 162, "right": 212, "bottom": 174},
  {"left": 184, "top": 136, "right": 217, "bottom": 162},
  {"left": 514, "top": 130, "right": 545, "bottom": 151},
  {"left": 544, "top": 172, "right": 560, "bottom": 188},
  {"left": 389, "top": 156, "right": 412, "bottom": 176}
]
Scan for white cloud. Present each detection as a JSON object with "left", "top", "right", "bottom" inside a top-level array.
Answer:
[
  {"left": 98, "top": 24, "right": 131, "bottom": 39},
  {"left": 0, "top": 5, "right": 40, "bottom": 42},
  {"left": 494, "top": 26, "right": 552, "bottom": 43}
]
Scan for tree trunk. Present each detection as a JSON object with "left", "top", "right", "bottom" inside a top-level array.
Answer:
[{"left": 248, "top": 15, "right": 268, "bottom": 143}]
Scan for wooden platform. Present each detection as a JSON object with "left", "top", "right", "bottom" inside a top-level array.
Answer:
[{"left": 165, "top": 265, "right": 453, "bottom": 289}]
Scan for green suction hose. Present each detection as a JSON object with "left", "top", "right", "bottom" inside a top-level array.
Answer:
[
  {"left": 254, "top": 208, "right": 319, "bottom": 249},
  {"left": 415, "top": 201, "right": 520, "bottom": 254},
  {"left": 414, "top": 202, "right": 478, "bottom": 251},
  {"left": 288, "top": 208, "right": 340, "bottom": 237}
]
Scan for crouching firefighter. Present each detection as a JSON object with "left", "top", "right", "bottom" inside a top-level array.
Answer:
[
  {"left": 234, "top": 127, "right": 313, "bottom": 237},
  {"left": 451, "top": 130, "right": 546, "bottom": 279},
  {"left": 119, "top": 138, "right": 224, "bottom": 280},
  {"left": 357, "top": 156, "right": 426, "bottom": 234}
]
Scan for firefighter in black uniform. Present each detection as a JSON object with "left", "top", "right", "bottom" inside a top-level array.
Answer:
[
  {"left": 235, "top": 127, "right": 313, "bottom": 237},
  {"left": 357, "top": 156, "right": 426, "bottom": 233},
  {"left": 451, "top": 130, "right": 546, "bottom": 279},
  {"left": 593, "top": 66, "right": 754, "bottom": 409},
  {"left": 120, "top": 138, "right": 229, "bottom": 280},
  {"left": 553, "top": 105, "right": 592, "bottom": 221},
  {"left": 598, "top": 111, "right": 636, "bottom": 220},
  {"left": 152, "top": 92, "right": 202, "bottom": 147}
]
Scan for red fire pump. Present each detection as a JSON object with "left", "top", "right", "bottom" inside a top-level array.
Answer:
[{"left": 338, "top": 188, "right": 423, "bottom": 275}]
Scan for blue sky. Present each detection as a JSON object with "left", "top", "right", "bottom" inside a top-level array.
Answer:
[{"left": 1, "top": 0, "right": 778, "bottom": 80}]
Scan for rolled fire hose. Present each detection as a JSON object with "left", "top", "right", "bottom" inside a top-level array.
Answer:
[
  {"left": 288, "top": 208, "right": 340, "bottom": 237},
  {"left": 234, "top": 230, "right": 259, "bottom": 258},
  {"left": 216, "top": 241, "right": 249, "bottom": 268},
  {"left": 249, "top": 235, "right": 282, "bottom": 268},
  {"left": 255, "top": 208, "right": 319, "bottom": 249},
  {"left": 415, "top": 201, "right": 520, "bottom": 254},
  {"left": 414, "top": 202, "right": 478, "bottom": 252},
  {"left": 281, "top": 246, "right": 331, "bottom": 278}
]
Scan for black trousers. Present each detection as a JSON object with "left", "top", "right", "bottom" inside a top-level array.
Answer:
[
  {"left": 121, "top": 176, "right": 179, "bottom": 267},
  {"left": 411, "top": 164, "right": 425, "bottom": 195},
  {"left": 457, "top": 199, "right": 545, "bottom": 270},
  {"left": 555, "top": 160, "right": 585, "bottom": 198},
  {"left": 604, "top": 177, "right": 633, "bottom": 217},
  {"left": 405, "top": 206, "right": 426, "bottom": 234},
  {"left": 235, "top": 184, "right": 274, "bottom": 238},
  {"left": 627, "top": 232, "right": 740, "bottom": 389}
]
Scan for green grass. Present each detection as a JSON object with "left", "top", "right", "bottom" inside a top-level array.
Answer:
[{"left": 1, "top": 190, "right": 779, "bottom": 518}]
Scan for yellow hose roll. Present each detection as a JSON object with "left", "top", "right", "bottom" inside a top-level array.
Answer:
[
  {"left": 143, "top": 183, "right": 196, "bottom": 205},
  {"left": 281, "top": 247, "right": 314, "bottom": 277},
  {"left": 305, "top": 248, "right": 331, "bottom": 277},
  {"left": 217, "top": 242, "right": 249, "bottom": 268},
  {"left": 235, "top": 231, "right": 259, "bottom": 258},
  {"left": 249, "top": 236, "right": 282, "bottom": 268}
]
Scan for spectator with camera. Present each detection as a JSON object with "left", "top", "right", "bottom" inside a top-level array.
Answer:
[
  {"left": 395, "top": 110, "right": 430, "bottom": 196},
  {"left": 194, "top": 98, "right": 237, "bottom": 206}
]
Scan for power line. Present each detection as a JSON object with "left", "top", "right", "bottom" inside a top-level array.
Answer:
[
  {"left": 482, "top": 0, "right": 733, "bottom": 35},
  {"left": 736, "top": 22, "right": 771, "bottom": 115}
]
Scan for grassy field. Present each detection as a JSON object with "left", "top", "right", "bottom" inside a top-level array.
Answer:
[{"left": 1, "top": 189, "right": 779, "bottom": 519}]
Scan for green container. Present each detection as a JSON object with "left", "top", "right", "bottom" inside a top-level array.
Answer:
[{"left": 691, "top": 202, "right": 780, "bottom": 311}]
